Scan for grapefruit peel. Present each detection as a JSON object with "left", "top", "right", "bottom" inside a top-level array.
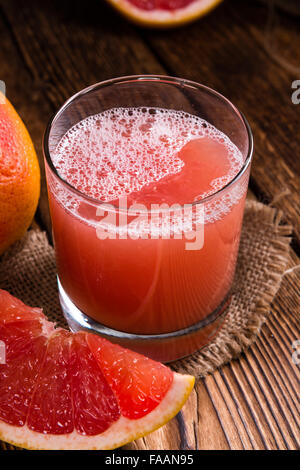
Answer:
[
  {"left": 0, "top": 373, "right": 194, "bottom": 450},
  {"left": 106, "top": 0, "right": 223, "bottom": 28}
]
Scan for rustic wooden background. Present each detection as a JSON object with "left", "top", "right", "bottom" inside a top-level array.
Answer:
[{"left": 0, "top": 0, "right": 299, "bottom": 450}]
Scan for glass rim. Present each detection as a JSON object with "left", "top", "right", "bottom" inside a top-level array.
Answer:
[{"left": 43, "top": 74, "right": 254, "bottom": 211}]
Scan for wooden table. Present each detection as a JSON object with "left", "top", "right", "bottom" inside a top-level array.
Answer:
[{"left": 0, "top": 0, "right": 299, "bottom": 450}]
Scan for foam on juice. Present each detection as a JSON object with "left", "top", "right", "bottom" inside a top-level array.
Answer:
[{"left": 51, "top": 107, "right": 245, "bottom": 225}]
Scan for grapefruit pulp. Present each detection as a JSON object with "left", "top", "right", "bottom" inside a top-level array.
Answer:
[
  {"left": 0, "top": 290, "right": 194, "bottom": 450},
  {"left": 105, "top": 0, "right": 223, "bottom": 27}
]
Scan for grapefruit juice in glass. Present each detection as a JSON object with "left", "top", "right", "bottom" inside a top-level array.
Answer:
[{"left": 44, "top": 76, "right": 253, "bottom": 362}]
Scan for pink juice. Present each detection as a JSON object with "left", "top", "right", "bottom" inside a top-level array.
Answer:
[{"left": 47, "top": 107, "right": 247, "bottom": 335}]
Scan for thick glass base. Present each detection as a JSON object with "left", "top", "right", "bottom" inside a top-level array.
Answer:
[{"left": 58, "top": 278, "right": 230, "bottom": 363}]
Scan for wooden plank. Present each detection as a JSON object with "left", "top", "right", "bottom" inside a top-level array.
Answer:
[
  {"left": 142, "top": 0, "right": 300, "bottom": 243},
  {"left": 202, "top": 374, "right": 244, "bottom": 449},
  {"left": 213, "top": 369, "right": 259, "bottom": 449},
  {"left": 209, "top": 248, "right": 300, "bottom": 450}
]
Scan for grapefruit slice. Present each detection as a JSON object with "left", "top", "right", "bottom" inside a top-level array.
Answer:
[
  {"left": 105, "top": 0, "right": 223, "bottom": 28},
  {"left": 0, "top": 290, "right": 194, "bottom": 450}
]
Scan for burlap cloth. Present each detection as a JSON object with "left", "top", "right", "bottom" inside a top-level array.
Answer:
[{"left": 0, "top": 199, "right": 292, "bottom": 385}]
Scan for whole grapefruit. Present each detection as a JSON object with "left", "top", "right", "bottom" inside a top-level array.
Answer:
[{"left": 0, "top": 92, "right": 40, "bottom": 255}]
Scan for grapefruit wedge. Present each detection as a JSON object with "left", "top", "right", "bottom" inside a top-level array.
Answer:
[
  {"left": 0, "top": 290, "right": 194, "bottom": 450},
  {"left": 105, "top": 0, "right": 223, "bottom": 28}
]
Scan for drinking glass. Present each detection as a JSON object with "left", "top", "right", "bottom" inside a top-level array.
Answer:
[{"left": 44, "top": 75, "right": 253, "bottom": 362}]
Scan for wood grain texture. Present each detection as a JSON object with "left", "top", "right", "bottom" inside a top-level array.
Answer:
[{"left": 0, "top": 0, "right": 299, "bottom": 451}]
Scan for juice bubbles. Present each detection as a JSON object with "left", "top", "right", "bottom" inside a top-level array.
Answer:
[{"left": 47, "top": 107, "right": 249, "bottom": 337}]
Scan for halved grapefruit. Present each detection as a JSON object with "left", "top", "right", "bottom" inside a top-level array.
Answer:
[
  {"left": 0, "top": 290, "right": 194, "bottom": 450},
  {"left": 105, "top": 0, "right": 223, "bottom": 28}
]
